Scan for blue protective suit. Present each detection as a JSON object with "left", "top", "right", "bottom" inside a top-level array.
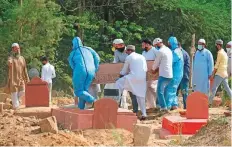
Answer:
[
  {"left": 165, "top": 36, "right": 184, "bottom": 109},
  {"left": 68, "top": 37, "right": 100, "bottom": 109},
  {"left": 192, "top": 49, "right": 214, "bottom": 96}
]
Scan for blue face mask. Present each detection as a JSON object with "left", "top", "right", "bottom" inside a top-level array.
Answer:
[{"left": 156, "top": 46, "right": 160, "bottom": 50}]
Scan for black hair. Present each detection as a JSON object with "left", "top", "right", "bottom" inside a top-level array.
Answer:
[
  {"left": 41, "top": 56, "right": 48, "bottom": 62},
  {"left": 170, "top": 32, "right": 174, "bottom": 36},
  {"left": 142, "top": 39, "right": 152, "bottom": 45}
]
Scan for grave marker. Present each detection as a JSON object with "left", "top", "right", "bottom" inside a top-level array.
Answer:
[
  {"left": 25, "top": 77, "right": 49, "bottom": 107},
  {"left": 186, "top": 92, "right": 208, "bottom": 119},
  {"left": 93, "top": 98, "right": 118, "bottom": 129}
]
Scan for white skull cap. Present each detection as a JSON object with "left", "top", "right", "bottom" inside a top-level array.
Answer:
[
  {"left": 227, "top": 41, "right": 232, "bottom": 46},
  {"left": 113, "top": 39, "right": 124, "bottom": 44},
  {"left": 11, "top": 43, "right": 19, "bottom": 47},
  {"left": 153, "top": 38, "right": 163, "bottom": 45},
  {"left": 198, "top": 39, "right": 206, "bottom": 44}
]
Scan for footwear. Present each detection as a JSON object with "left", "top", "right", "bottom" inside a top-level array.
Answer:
[
  {"left": 139, "top": 116, "right": 147, "bottom": 121},
  {"left": 159, "top": 109, "right": 169, "bottom": 114},
  {"left": 170, "top": 106, "right": 178, "bottom": 111}
]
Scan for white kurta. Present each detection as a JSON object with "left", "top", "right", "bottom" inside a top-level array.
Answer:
[
  {"left": 116, "top": 52, "right": 147, "bottom": 98},
  {"left": 142, "top": 47, "right": 158, "bottom": 108}
]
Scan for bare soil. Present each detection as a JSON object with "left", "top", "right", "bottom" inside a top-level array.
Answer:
[
  {"left": 181, "top": 117, "right": 231, "bottom": 146},
  {"left": 0, "top": 95, "right": 230, "bottom": 146},
  {"left": 0, "top": 110, "right": 133, "bottom": 146}
]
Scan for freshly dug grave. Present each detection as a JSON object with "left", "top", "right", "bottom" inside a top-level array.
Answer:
[
  {"left": 0, "top": 110, "right": 133, "bottom": 146},
  {"left": 182, "top": 117, "right": 231, "bottom": 146}
]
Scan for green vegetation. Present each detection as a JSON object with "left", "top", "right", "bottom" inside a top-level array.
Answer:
[{"left": 0, "top": 0, "right": 230, "bottom": 94}]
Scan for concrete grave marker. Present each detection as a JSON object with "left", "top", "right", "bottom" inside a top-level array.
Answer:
[
  {"left": 186, "top": 92, "right": 208, "bottom": 119},
  {"left": 93, "top": 98, "right": 118, "bottom": 129},
  {"left": 25, "top": 77, "right": 49, "bottom": 107}
]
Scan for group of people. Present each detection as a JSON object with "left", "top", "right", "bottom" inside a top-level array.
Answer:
[
  {"left": 114, "top": 37, "right": 231, "bottom": 120},
  {"left": 68, "top": 35, "right": 232, "bottom": 120},
  {"left": 5, "top": 36, "right": 232, "bottom": 119},
  {"left": 6, "top": 43, "right": 56, "bottom": 109}
]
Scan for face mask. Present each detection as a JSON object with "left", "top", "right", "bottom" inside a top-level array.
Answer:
[
  {"left": 198, "top": 45, "right": 204, "bottom": 50},
  {"left": 116, "top": 47, "right": 125, "bottom": 53},
  {"left": 226, "top": 48, "right": 231, "bottom": 53},
  {"left": 156, "top": 46, "right": 160, "bottom": 50},
  {"left": 144, "top": 47, "right": 149, "bottom": 52}
]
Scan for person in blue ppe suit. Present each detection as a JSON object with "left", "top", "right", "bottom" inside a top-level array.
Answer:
[
  {"left": 192, "top": 39, "right": 214, "bottom": 96},
  {"left": 165, "top": 36, "right": 184, "bottom": 110},
  {"left": 68, "top": 37, "right": 100, "bottom": 109},
  {"left": 176, "top": 42, "right": 190, "bottom": 109}
]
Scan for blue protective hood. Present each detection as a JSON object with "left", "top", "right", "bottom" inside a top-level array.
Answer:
[
  {"left": 168, "top": 36, "right": 178, "bottom": 50},
  {"left": 72, "top": 37, "right": 83, "bottom": 50}
]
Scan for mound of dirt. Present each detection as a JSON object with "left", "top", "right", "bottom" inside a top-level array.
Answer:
[
  {"left": 0, "top": 110, "right": 133, "bottom": 146},
  {"left": 182, "top": 117, "right": 231, "bottom": 146}
]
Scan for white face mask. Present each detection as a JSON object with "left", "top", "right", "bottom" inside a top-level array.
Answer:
[
  {"left": 198, "top": 45, "right": 204, "bottom": 50},
  {"left": 226, "top": 48, "right": 231, "bottom": 53}
]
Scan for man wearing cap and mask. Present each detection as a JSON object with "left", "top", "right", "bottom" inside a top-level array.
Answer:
[
  {"left": 165, "top": 36, "right": 184, "bottom": 110},
  {"left": 209, "top": 39, "right": 232, "bottom": 105},
  {"left": 192, "top": 39, "right": 214, "bottom": 95},
  {"left": 141, "top": 39, "right": 158, "bottom": 109},
  {"left": 104, "top": 39, "right": 130, "bottom": 109},
  {"left": 113, "top": 39, "right": 128, "bottom": 63},
  {"left": 152, "top": 38, "right": 173, "bottom": 112},
  {"left": 226, "top": 41, "right": 232, "bottom": 76},
  {"left": 5, "top": 43, "right": 30, "bottom": 109},
  {"left": 116, "top": 45, "right": 147, "bottom": 120}
]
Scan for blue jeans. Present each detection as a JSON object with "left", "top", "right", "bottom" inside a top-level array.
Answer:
[
  {"left": 209, "top": 75, "right": 232, "bottom": 104},
  {"left": 178, "top": 78, "right": 189, "bottom": 109},
  {"left": 157, "top": 76, "right": 172, "bottom": 109}
]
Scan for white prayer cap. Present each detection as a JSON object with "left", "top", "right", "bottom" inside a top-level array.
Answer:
[
  {"left": 153, "top": 38, "right": 162, "bottom": 45},
  {"left": 227, "top": 41, "right": 232, "bottom": 46},
  {"left": 198, "top": 39, "right": 206, "bottom": 44},
  {"left": 113, "top": 39, "right": 124, "bottom": 44},
  {"left": 215, "top": 39, "right": 223, "bottom": 45},
  {"left": 126, "top": 45, "right": 135, "bottom": 51},
  {"left": 11, "top": 43, "right": 19, "bottom": 48}
]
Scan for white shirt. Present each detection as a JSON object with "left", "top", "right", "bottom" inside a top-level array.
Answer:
[
  {"left": 41, "top": 63, "right": 56, "bottom": 84},
  {"left": 152, "top": 45, "right": 173, "bottom": 78},
  {"left": 142, "top": 47, "right": 158, "bottom": 60},
  {"left": 117, "top": 52, "right": 147, "bottom": 97},
  {"left": 120, "top": 52, "right": 147, "bottom": 78}
]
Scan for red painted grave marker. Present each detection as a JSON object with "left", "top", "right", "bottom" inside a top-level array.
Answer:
[
  {"left": 186, "top": 92, "right": 208, "bottom": 119},
  {"left": 93, "top": 98, "right": 118, "bottom": 129},
  {"left": 25, "top": 77, "right": 49, "bottom": 107}
]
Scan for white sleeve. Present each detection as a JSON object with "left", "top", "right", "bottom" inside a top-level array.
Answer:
[
  {"left": 152, "top": 51, "right": 162, "bottom": 70},
  {"left": 41, "top": 66, "right": 45, "bottom": 80},
  {"left": 52, "top": 66, "right": 56, "bottom": 78},
  {"left": 120, "top": 56, "right": 130, "bottom": 75},
  {"left": 143, "top": 57, "right": 148, "bottom": 72}
]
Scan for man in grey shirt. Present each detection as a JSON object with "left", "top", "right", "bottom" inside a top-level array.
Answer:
[{"left": 113, "top": 39, "right": 128, "bottom": 63}]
